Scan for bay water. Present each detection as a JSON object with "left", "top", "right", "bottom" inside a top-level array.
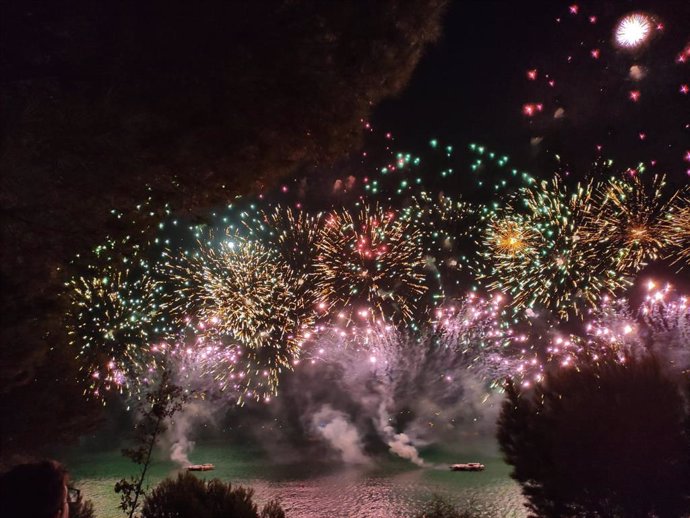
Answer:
[{"left": 63, "top": 443, "right": 526, "bottom": 517}]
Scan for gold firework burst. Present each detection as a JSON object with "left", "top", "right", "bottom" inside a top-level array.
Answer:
[
  {"left": 580, "top": 175, "right": 677, "bottom": 272},
  {"left": 314, "top": 204, "right": 428, "bottom": 323}
]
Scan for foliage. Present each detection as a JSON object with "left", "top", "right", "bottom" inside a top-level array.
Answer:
[
  {"left": 115, "top": 369, "right": 187, "bottom": 518},
  {"left": 497, "top": 354, "right": 690, "bottom": 518},
  {"left": 0, "top": 348, "right": 102, "bottom": 463},
  {"left": 0, "top": 0, "right": 446, "bottom": 455},
  {"left": 141, "top": 472, "right": 285, "bottom": 518},
  {"left": 259, "top": 500, "right": 287, "bottom": 518},
  {"left": 412, "top": 494, "right": 478, "bottom": 518},
  {"left": 69, "top": 491, "right": 96, "bottom": 518}
]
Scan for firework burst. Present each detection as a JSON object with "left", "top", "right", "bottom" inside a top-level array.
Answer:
[
  {"left": 402, "top": 192, "right": 475, "bottom": 253},
  {"left": 400, "top": 192, "right": 477, "bottom": 300},
  {"left": 481, "top": 178, "right": 625, "bottom": 319},
  {"left": 65, "top": 130, "right": 690, "bottom": 408},
  {"left": 662, "top": 192, "right": 690, "bottom": 267},
  {"left": 615, "top": 12, "right": 653, "bottom": 49},
  {"left": 243, "top": 206, "right": 323, "bottom": 274},
  {"left": 580, "top": 175, "right": 676, "bottom": 272},
  {"left": 67, "top": 259, "right": 165, "bottom": 397},
  {"left": 161, "top": 237, "right": 315, "bottom": 399},
  {"left": 432, "top": 292, "right": 523, "bottom": 386},
  {"left": 483, "top": 213, "right": 540, "bottom": 262},
  {"left": 314, "top": 204, "right": 428, "bottom": 323}
]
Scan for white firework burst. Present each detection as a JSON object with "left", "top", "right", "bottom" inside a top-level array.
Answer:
[{"left": 615, "top": 13, "right": 652, "bottom": 49}]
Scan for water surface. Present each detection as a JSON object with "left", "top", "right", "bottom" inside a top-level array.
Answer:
[{"left": 65, "top": 444, "right": 526, "bottom": 517}]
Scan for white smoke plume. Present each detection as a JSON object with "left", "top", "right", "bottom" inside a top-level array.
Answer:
[
  {"left": 311, "top": 405, "right": 370, "bottom": 465},
  {"left": 269, "top": 314, "right": 508, "bottom": 468},
  {"left": 376, "top": 391, "right": 428, "bottom": 467},
  {"left": 383, "top": 428, "right": 427, "bottom": 467},
  {"left": 170, "top": 436, "right": 194, "bottom": 467},
  {"left": 164, "top": 400, "right": 216, "bottom": 467},
  {"left": 171, "top": 295, "right": 512, "bottom": 467}
]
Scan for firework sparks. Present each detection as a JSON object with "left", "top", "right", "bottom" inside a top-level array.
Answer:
[
  {"left": 162, "top": 237, "right": 315, "bottom": 399},
  {"left": 585, "top": 296, "right": 642, "bottom": 357},
  {"left": 67, "top": 260, "right": 165, "bottom": 397},
  {"left": 615, "top": 13, "right": 652, "bottom": 49},
  {"left": 400, "top": 192, "right": 477, "bottom": 301},
  {"left": 244, "top": 206, "right": 323, "bottom": 274},
  {"left": 65, "top": 130, "right": 690, "bottom": 408},
  {"left": 480, "top": 178, "right": 626, "bottom": 319},
  {"left": 431, "top": 292, "right": 524, "bottom": 386},
  {"left": 662, "top": 192, "right": 690, "bottom": 267},
  {"left": 403, "top": 192, "right": 475, "bottom": 253},
  {"left": 587, "top": 281, "right": 690, "bottom": 373},
  {"left": 639, "top": 283, "right": 690, "bottom": 371},
  {"left": 580, "top": 175, "right": 677, "bottom": 272},
  {"left": 484, "top": 214, "right": 540, "bottom": 260},
  {"left": 314, "top": 205, "right": 428, "bottom": 323}
]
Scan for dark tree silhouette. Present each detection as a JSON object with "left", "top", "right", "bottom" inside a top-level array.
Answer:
[
  {"left": 0, "top": 345, "right": 102, "bottom": 464},
  {"left": 141, "top": 472, "right": 285, "bottom": 518},
  {"left": 115, "top": 369, "right": 187, "bottom": 518},
  {"left": 497, "top": 354, "right": 690, "bottom": 518},
  {"left": 0, "top": 0, "right": 447, "bottom": 455},
  {"left": 69, "top": 490, "right": 96, "bottom": 518}
]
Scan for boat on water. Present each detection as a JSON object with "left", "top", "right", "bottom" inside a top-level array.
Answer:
[
  {"left": 186, "top": 464, "right": 215, "bottom": 472},
  {"left": 450, "top": 463, "right": 485, "bottom": 472}
]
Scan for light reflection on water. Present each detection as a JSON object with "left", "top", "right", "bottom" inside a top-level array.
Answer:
[{"left": 65, "top": 445, "right": 526, "bottom": 518}]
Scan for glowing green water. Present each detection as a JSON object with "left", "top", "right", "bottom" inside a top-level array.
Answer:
[{"left": 63, "top": 443, "right": 525, "bottom": 517}]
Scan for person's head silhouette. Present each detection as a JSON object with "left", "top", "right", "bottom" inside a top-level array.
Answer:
[{"left": 0, "top": 460, "right": 70, "bottom": 518}]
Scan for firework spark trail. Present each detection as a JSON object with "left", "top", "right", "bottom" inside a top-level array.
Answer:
[
  {"left": 314, "top": 204, "right": 428, "bottom": 324},
  {"left": 662, "top": 191, "right": 690, "bottom": 267},
  {"left": 480, "top": 177, "right": 627, "bottom": 319},
  {"left": 160, "top": 237, "right": 316, "bottom": 401},
  {"left": 639, "top": 282, "right": 690, "bottom": 372},
  {"left": 299, "top": 314, "right": 505, "bottom": 465},
  {"left": 402, "top": 192, "right": 476, "bottom": 255},
  {"left": 67, "top": 250, "right": 168, "bottom": 397},
  {"left": 400, "top": 192, "right": 477, "bottom": 302},
  {"left": 242, "top": 206, "right": 323, "bottom": 275},
  {"left": 580, "top": 175, "right": 677, "bottom": 272}
]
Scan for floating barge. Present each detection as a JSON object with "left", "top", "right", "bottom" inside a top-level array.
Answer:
[
  {"left": 186, "top": 464, "right": 215, "bottom": 472},
  {"left": 450, "top": 463, "right": 485, "bottom": 472}
]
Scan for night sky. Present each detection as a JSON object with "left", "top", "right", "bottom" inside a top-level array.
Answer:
[{"left": 376, "top": 0, "right": 689, "bottom": 186}]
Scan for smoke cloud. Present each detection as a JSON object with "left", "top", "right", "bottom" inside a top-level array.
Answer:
[
  {"left": 158, "top": 296, "right": 510, "bottom": 468},
  {"left": 239, "top": 322, "right": 505, "bottom": 468},
  {"left": 163, "top": 400, "right": 216, "bottom": 467},
  {"left": 384, "top": 430, "right": 427, "bottom": 467},
  {"left": 311, "top": 405, "right": 370, "bottom": 464}
]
